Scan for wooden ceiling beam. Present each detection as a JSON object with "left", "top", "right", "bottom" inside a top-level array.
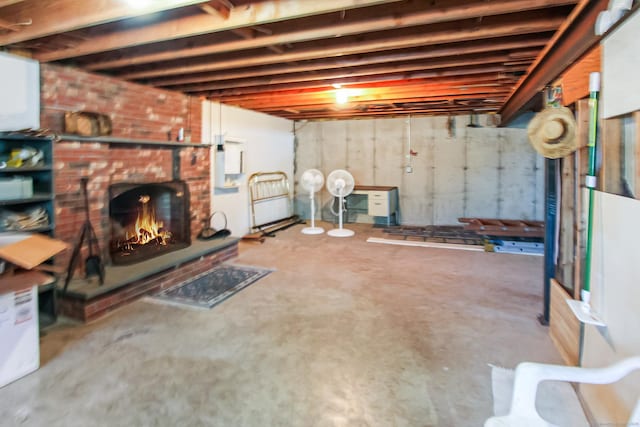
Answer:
[
  {"left": 215, "top": 74, "right": 515, "bottom": 99},
  {"left": 268, "top": 98, "right": 506, "bottom": 114},
  {"left": 120, "top": 16, "right": 563, "bottom": 80},
  {"left": 222, "top": 89, "right": 508, "bottom": 112},
  {"left": 186, "top": 66, "right": 524, "bottom": 97},
  {"left": 199, "top": 1, "right": 233, "bottom": 20},
  {"left": 217, "top": 86, "right": 513, "bottom": 110},
  {"left": 251, "top": 93, "right": 509, "bottom": 113},
  {"left": 84, "top": 0, "right": 576, "bottom": 71},
  {"left": 171, "top": 52, "right": 535, "bottom": 92},
  {"left": 272, "top": 107, "right": 501, "bottom": 120},
  {"left": 183, "top": 69, "right": 521, "bottom": 99},
  {"left": 230, "top": 27, "right": 256, "bottom": 39},
  {"left": 266, "top": 45, "right": 285, "bottom": 55},
  {"left": 303, "top": 105, "right": 508, "bottom": 116},
  {"left": 33, "top": 0, "right": 400, "bottom": 62},
  {"left": 0, "top": 0, "right": 212, "bottom": 46},
  {"left": 0, "top": 0, "right": 24, "bottom": 7},
  {"left": 500, "top": 0, "right": 607, "bottom": 123},
  {"left": 149, "top": 37, "right": 548, "bottom": 87},
  {"left": 218, "top": 86, "right": 512, "bottom": 107},
  {"left": 275, "top": 101, "right": 504, "bottom": 117},
  {"left": 273, "top": 104, "right": 502, "bottom": 117},
  {"left": 231, "top": 95, "right": 511, "bottom": 112}
]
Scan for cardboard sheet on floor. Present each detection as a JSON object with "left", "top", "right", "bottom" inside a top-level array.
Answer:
[{"left": 0, "top": 233, "right": 69, "bottom": 270}]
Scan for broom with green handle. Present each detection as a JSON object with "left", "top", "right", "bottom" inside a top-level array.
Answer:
[{"left": 582, "top": 71, "right": 600, "bottom": 309}]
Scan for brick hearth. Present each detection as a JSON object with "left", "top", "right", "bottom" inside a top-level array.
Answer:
[{"left": 58, "top": 241, "right": 238, "bottom": 322}]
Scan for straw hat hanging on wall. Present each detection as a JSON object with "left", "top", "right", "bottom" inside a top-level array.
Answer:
[{"left": 527, "top": 106, "right": 577, "bottom": 159}]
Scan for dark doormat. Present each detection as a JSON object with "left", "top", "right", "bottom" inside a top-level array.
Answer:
[{"left": 153, "top": 264, "right": 273, "bottom": 309}]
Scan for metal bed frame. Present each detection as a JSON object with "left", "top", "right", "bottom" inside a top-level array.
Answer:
[{"left": 248, "top": 171, "right": 301, "bottom": 234}]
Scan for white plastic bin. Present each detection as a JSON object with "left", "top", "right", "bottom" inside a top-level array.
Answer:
[{"left": 0, "top": 284, "right": 39, "bottom": 388}]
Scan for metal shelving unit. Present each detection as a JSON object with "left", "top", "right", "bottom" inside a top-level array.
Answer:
[{"left": 0, "top": 132, "right": 57, "bottom": 328}]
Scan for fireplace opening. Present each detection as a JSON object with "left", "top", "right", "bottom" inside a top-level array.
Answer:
[{"left": 109, "top": 181, "right": 191, "bottom": 265}]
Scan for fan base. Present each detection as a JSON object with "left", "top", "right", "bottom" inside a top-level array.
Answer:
[
  {"left": 301, "top": 226, "right": 324, "bottom": 235},
  {"left": 328, "top": 228, "right": 355, "bottom": 237}
]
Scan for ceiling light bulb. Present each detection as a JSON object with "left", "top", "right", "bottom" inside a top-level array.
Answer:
[{"left": 335, "top": 89, "right": 349, "bottom": 105}]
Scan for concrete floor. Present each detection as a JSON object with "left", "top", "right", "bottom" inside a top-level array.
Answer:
[{"left": 0, "top": 223, "right": 561, "bottom": 427}]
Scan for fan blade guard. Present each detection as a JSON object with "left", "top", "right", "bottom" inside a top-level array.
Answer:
[
  {"left": 301, "top": 169, "right": 324, "bottom": 193},
  {"left": 326, "top": 169, "right": 355, "bottom": 196}
]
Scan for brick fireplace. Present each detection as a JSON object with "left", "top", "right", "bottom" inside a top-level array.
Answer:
[
  {"left": 39, "top": 64, "right": 238, "bottom": 321},
  {"left": 40, "top": 64, "right": 208, "bottom": 261}
]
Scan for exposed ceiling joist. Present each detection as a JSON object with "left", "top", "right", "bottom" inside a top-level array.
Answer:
[
  {"left": 500, "top": 0, "right": 607, "bottom": 124},
  {"left": 0, "top": 0, "right": 24, "bottom": 7},
  {"left": 199, "top": 0, "right": 234, "bottom": 19},
  {"left": 274, "top": 106, "right": 502, "bottom": 120},
  {"left": 33, "top": 0, "right": 400, "bottom": 62},
  {"left": 0, "top": 0, "right": 586, "bottom": 120},
  {"left": 120, "top": 15, "right": 563, "bottom": 80},
  {"left": 84, "top": 0, "right": 576, "bottom": 71},
  {"left": 150, "top": 37, "right": 548, "bottom": 87},
  {"left": 218, "top": 82, "right": 513, "bottom": 108},
  {"left": 175, "top": 56, "right": 530, "bottom": 93},
  {"left": 227, "top": 90, "right": 511, "bottom": 112},
  {"left": 0, "top": 0, "right": 211, "bottom": 46},
  {"left": 200, "top": 69, "right": 521, "bottom": 98}
]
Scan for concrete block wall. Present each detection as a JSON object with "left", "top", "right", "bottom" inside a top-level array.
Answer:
[
  {"left": 294, "top": 115, "right": 543, "bottom": 226},
  {"left": 39, "top": 64, "right": 209, "bottom": 267}
]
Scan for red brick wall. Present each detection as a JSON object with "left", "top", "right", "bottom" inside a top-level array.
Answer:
[
  {"left": 40, "top": 64, "right": 209, "bottom": 267},
  {"left": 41, "top": 64, "right": 201, "bottom": 141}
]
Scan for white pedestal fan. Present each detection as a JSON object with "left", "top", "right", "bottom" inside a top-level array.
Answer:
[
  {"left": 326, "top": 169, "right": 355, "bottom": 237},
  {"left": 300, "top": 168, "right": 325, "bottom": 235}
]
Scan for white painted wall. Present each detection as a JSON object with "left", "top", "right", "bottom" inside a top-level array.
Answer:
[
  {"left": 602, "top": 8, "right": 640, "bottom": 119},
  {"left": 202, "top": 101, "right": 294, "bottom": 236},
  {"left": 294, "top": 114, "right": 543, "bottom": 226},
  {"left": 578, "top": 12, "right": 640, "bottom": 422},
  {"left": 580, "top": 192, "right": 640, "bottom": 423}
]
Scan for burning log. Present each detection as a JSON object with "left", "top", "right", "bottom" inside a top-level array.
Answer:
[
  {"left": 138, "top": 228, "right": 152, "bottom": 242},
  {"left": 117, "top": 234, "right": 165, "bottom": 249},
  {"left": 113, "top": 194, "right": 173, "bottom": 254}
]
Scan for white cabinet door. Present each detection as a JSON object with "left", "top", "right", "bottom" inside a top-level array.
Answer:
[{"left": 367, "top": 191, "right": 389, "bottom": 216}]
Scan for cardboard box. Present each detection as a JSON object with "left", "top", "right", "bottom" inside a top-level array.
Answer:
[
  {"left": 0, "top": 234, "right": 65, "bottom": 387},
  {"left": 0, "top": 233, "right": 68, "bottom": 270}
]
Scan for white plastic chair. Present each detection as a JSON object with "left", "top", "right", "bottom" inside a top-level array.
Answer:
[{"left": 485, "top": 357, "right": 640, "bottom": 427}]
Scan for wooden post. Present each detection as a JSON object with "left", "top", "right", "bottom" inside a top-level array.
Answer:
[
  {"left": 558, "top": 155, "right": 576, "bottom": 291},
  {"left": 549, "top": 278, "right": 580, "bottom": 365}
]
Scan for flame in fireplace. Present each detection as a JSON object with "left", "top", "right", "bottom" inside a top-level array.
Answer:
[{"left": 121, "top": 194, "right": 172, "bottom": 250}]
